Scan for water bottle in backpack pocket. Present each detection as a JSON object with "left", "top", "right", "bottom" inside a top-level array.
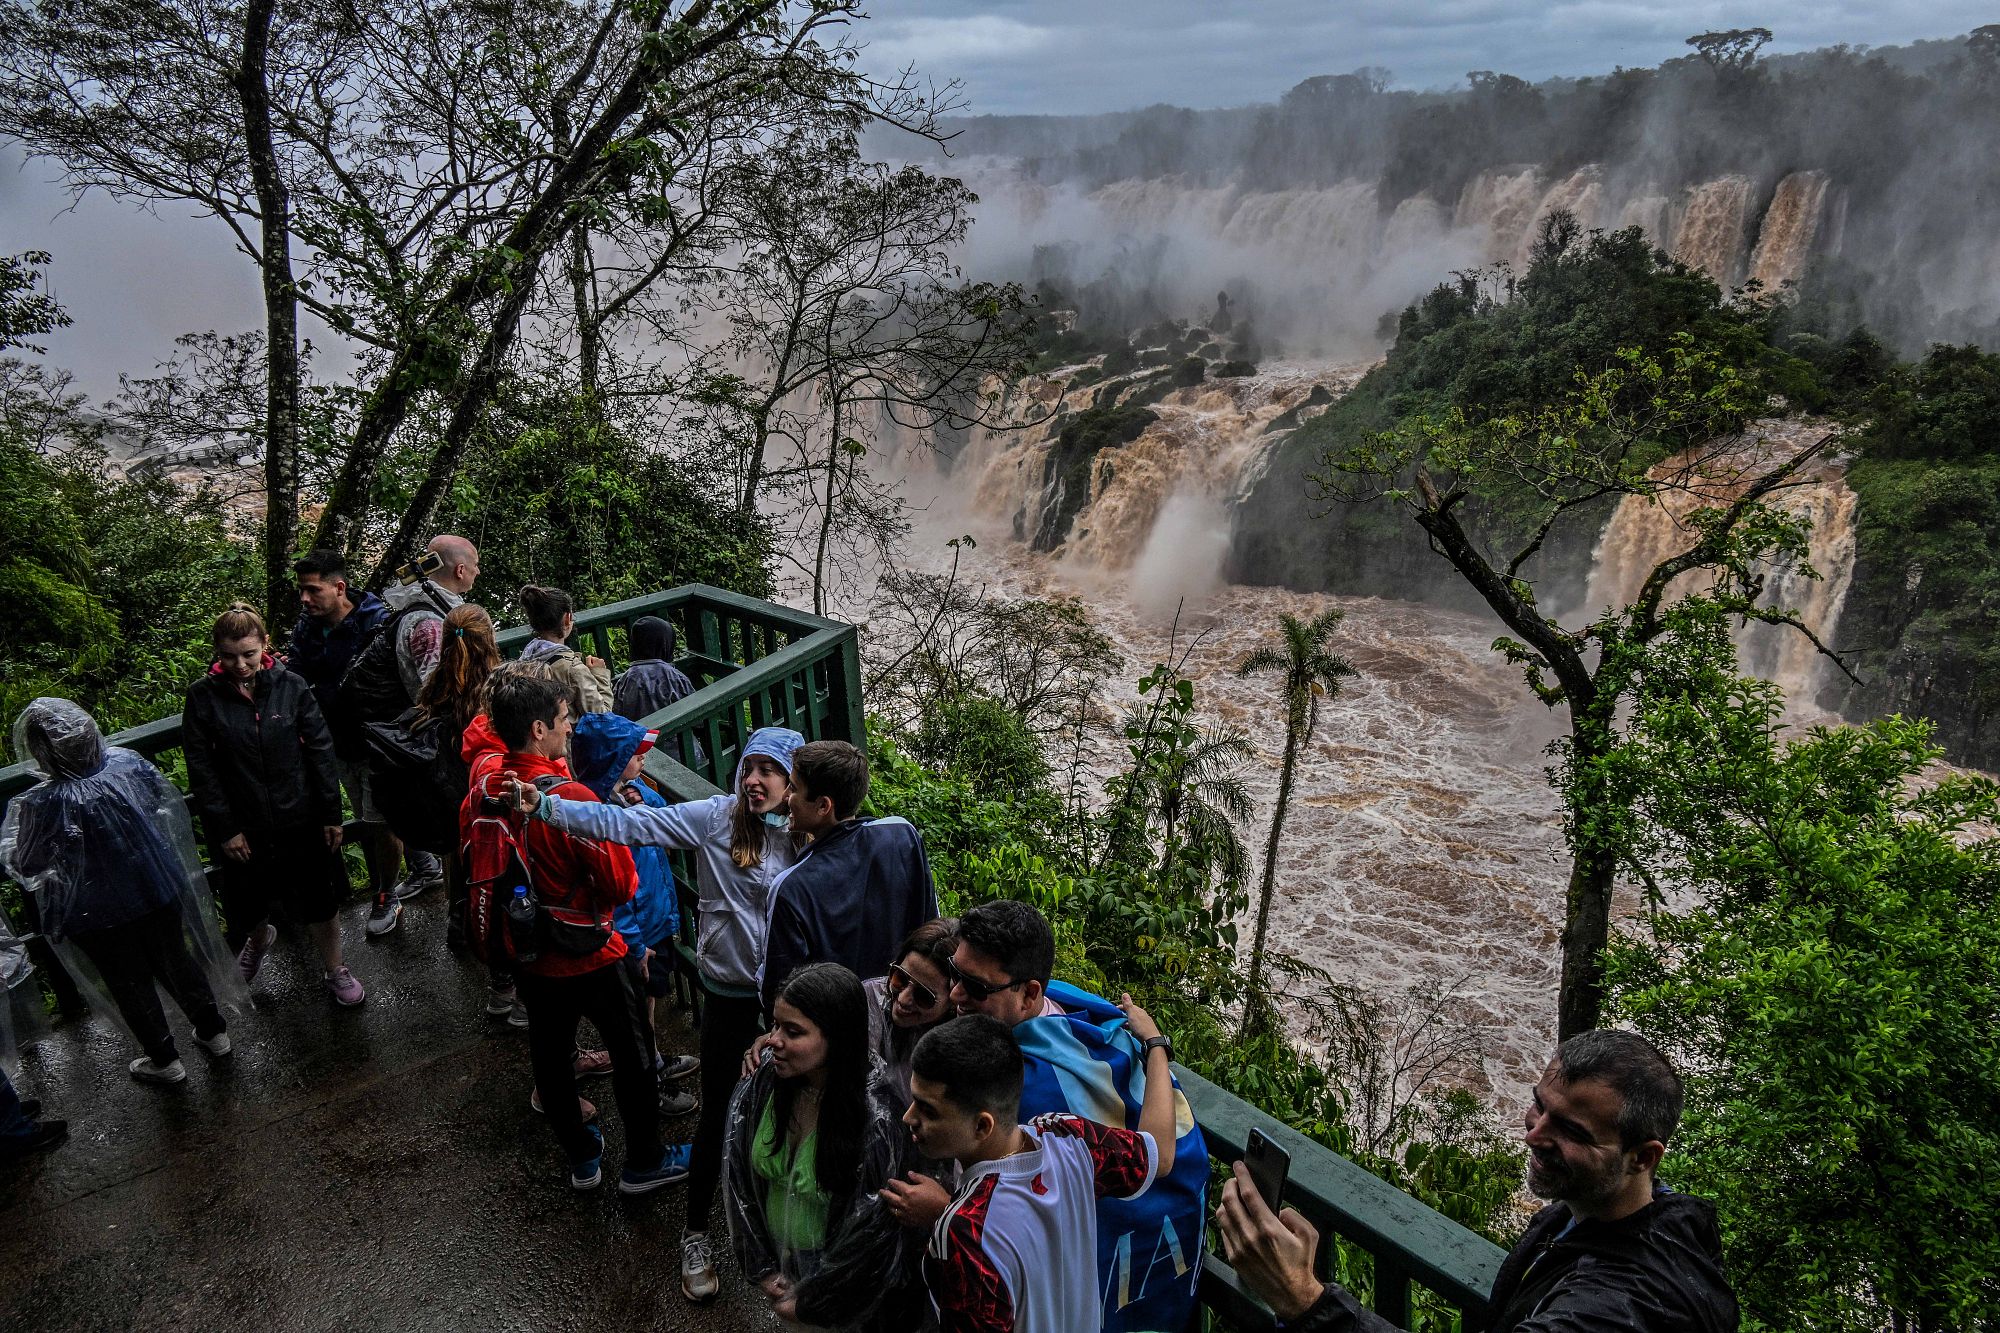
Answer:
[{"left": 461, "top": 773, "right": 613, "bottom": 965}]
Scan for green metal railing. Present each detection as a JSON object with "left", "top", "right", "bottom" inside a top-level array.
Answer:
[
  {"left": 0, "top": 582, "right": 1506, "bottom": 1331},
  {"left": 1175, "top": 1066, "right": 1507, "bottom": 1330},
  {"left": 0, "top": 583, "right": 862, "bottom": 812}
]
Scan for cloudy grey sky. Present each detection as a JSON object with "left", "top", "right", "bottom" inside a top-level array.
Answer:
[
  {"left": 3, "top": 3, "right": 1989, "bottom": 394},
  {"left": 856, "top": 1, "right": 1993, "bottom": 112}
]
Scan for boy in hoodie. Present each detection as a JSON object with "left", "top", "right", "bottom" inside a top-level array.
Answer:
[
  {"left": 759, "top": 740, "right": 939, "bottom": 1016},
  {"left": 613, "top": 615, "right": 697, "bottom": 722},
  {"left": 567, "top": 711, "right": 699, "bottom": 1117},
  {"left": 463, "top": 671, "right": 685, "bottom": 1194}
]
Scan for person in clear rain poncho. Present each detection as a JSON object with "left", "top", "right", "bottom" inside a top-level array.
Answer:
[
  {"left": 724, "top": 962, "right": 939, "bottom": 1332},
  {"left": 0, "top": 698, "right": 251, "bottom": 1085}
]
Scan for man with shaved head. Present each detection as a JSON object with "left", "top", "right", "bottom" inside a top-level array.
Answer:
[{"left": 391, "top": 534, "right": 481, "bottom": 700}]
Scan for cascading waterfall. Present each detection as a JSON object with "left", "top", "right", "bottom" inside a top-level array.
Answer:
[
  {"left": 899, "top": 367, "right": 1859, "bottom": 1109},
  {"left": 1748, "top": 171, "right": 1833, "bottom": 291},
  {"left": 1581, "top": 420, "right": 1857, "bottom": 708},
  {"left": 1671, "top": 175, "right": 1757, "bottom": 286},
  {"left": 953, "top": 363, "right": 1363, "bottom": 595}
]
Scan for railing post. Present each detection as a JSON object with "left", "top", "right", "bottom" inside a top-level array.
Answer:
[
  {"left": 1374, "top": 1254, "right": 1415, "bottom": 1329},
  {"left": 836, "top": 625, "right": 864, "bottom": 745}
]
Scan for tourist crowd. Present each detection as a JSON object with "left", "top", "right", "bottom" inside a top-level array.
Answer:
[{"left": 0, "top": 535, "right": 1740, "bottom": 1332}]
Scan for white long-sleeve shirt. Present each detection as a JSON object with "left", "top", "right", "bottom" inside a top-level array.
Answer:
[{"left": 536, "top": 792, "right": 796, "bottom": 991}]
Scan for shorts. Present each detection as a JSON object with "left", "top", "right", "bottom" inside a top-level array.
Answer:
[
  {"left": 340, "top": 758, "right": 384, "bottom": 825},
  {"left": 624, "top": 946, "right": 677, "bottom": 1000},
  {"left": 217, "top": 826, "right": 348, "bottom": 942}
]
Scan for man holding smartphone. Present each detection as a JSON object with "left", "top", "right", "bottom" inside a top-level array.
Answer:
[{"left": 1213, "top": 1031, "right": 1738, "bottom": 1332}]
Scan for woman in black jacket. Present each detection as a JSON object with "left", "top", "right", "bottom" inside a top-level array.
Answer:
[{"left": 183, "top": 603, "right": 365, "bottom": 1006}]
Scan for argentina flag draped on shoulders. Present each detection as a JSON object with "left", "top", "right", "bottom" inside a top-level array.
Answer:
[{"left": 1016, "top": 979, "right": 1208, "bottom": 1333}]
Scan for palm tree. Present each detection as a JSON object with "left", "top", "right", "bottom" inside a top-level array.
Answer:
[{"left": 1237, "top": 607, "right": 1357, "bottom": 1037}]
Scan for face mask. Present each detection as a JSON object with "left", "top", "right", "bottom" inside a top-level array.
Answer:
[{"left": 762, "top": 810, "right": 790, "bottom": 829}]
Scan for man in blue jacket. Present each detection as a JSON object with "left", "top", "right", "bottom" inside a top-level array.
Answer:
[
  {"left": 287, "top": 549, "right": 430, "bottom": 924},
  {"left": 758, "top": 739, "right": 938, "bottom": 1014}
]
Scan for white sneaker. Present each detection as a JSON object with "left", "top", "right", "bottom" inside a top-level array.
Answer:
[
  {"left": 680, "top": 1231, "right": 719, "bottom": 1303},
  {"left": 195, "top": 1031, "right": 232, "bottom": 1057},
  {"left": 129, "top": 1055, "right": 187, "bottom": 1084}
]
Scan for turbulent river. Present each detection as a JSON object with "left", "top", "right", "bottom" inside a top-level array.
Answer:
[{"left": 829, "top": 360, "right": 1859, "bottom": 1112}]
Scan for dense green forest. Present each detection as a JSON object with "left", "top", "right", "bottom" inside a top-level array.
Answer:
[{"left": 1, "top": 5, "right": 1997, "bottom": 1328}]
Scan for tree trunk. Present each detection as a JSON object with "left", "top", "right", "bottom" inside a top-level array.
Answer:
[
  {"left": 1556, "top": 841, "right": 1618, "bottom": 1040},
  {"left": 235, "top": 0, "right": 298, "bottom": 636},
  {"left": 812, "top": 387, "right": 843, "bottom": 616},
  {"left": 368, "top": 254, "right": 539, "bottom": 586},
  {"left": 569, "top": 221, "right": 601, "bottom": 405},
  {"left": 1242, "top": 717, "right": 1300, "bottom": 1039}
]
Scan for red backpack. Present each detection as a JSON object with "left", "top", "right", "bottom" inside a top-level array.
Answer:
[
  {"left": 461, "top": 772, "right": 617, "bottom": 966},
  {"left": 461, "top": 773, "right": 562, "bottom": 966}
]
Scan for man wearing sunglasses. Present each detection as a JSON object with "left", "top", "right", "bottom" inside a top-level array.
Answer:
[{"left": 882, "top": 900, "right": 1207, "bottom": 1333}]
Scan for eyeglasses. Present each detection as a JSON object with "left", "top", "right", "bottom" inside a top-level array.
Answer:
[
  {"left": 886, "top": 963, "right": 940, "bottom": 1012},
  {"left": 945, "top": 957, "right": 1030, "bottom": 1004}
]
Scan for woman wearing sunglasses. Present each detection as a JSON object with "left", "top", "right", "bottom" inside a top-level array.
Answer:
[{"left": 865, "top": 917, "right": 958, "bottom": 1108}]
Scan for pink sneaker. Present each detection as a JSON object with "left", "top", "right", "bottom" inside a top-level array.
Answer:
[
  {"left": 237, "top": 923, "right": 277, "bottom": 983},
  {"left": 324, "top": 966, "right": 366, "bottom": 1006}
]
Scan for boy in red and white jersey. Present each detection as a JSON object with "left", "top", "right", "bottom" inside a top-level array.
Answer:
[{"left": 904, "top": 1005, "right": 1180, "bottom": 1333}]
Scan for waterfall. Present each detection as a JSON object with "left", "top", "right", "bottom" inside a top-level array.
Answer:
[
  {"left": 1582, "top": 421, "right": 1856, "bottom": 706},
  {"left": 1513, "top": 166, "right": 1606, "bottom": 266},
  {"left": 952, "top": 363, "right": 1365, "bottom": 603},
  {"left": 1671, "top": 175, "right": 1756, "bottom": 286},
  {"left": 1748, "top": 171, "right": 1832, "bottom": 292},
  {"left": 1454, "top": 168, "right": 1545, "bottom": 262}
]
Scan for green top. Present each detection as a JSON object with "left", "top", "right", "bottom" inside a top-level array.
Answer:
[{"left": 753, "top": 1095, "right": 829, "bottom": 1255}]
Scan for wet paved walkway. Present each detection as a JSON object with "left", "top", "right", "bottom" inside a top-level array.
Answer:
[{"left": 0, "top": 890, "right": 766, "bottom": 1332}]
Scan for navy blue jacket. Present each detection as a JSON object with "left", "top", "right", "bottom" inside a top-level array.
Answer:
[
  {"left": 760, "top": 817, "right": 938, "bottom": 1014},
  {"left": 288, "top": 591, "right": 390, "bottom": 738}
]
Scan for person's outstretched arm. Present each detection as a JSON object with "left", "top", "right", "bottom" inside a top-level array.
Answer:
[
  {"left": 1215, "top": 1162, "right": 1394, "bottom": 1331},
  {"left": 513, "top": 777, "right": 714, "bottom": 850}
]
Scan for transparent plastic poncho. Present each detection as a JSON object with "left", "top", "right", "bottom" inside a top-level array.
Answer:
[
  {"left": 723, "top": 1060, "right": 938, "bottom": 1331},
  {"left": 0, "top": 909, "right": 48, "bottom": 1079},
  {"left": 0, "top": 699, "right": 252, "bottom": 1049}
]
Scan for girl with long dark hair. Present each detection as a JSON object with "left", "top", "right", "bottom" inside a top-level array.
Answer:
[{"left": 723, "top": 962, "right": 931, "bottom": 1330}]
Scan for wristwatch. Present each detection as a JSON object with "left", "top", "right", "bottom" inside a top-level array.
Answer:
[{"left": 1141, "top": 1034, "right": 1173, "bottom": 1062}]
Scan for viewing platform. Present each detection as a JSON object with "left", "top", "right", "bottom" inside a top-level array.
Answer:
[{"left": 0, "top": 585, "right": 1505, "bottom": 1332}]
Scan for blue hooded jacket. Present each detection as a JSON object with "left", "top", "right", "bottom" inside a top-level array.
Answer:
[{"left": 569, "top": 712, "right": 678, "bottom": 954}]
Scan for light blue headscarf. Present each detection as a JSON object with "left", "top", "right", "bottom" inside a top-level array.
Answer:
[{"left": 734, "top": 726, "right": 805, "bottom": 791}]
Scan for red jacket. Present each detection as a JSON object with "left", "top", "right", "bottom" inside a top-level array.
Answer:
[{"left": 459, "top": 717, "right": 636, "bottom": 978}]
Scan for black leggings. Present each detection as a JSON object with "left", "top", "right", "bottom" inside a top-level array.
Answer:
[
  {"left": 685, "top": 988, "right": 764, "bottom": 1231},
  {"left": 70, "top": 903, "right": 225, "bottom": 1065},
  {"left": 517, "top": 961, "right": 661, "bottom": 1170}
]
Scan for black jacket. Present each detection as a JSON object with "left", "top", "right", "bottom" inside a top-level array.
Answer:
[
  {"left": 759, "top": 817, "right": 938, "bottom": 1015},
  {"left": 182, "top": 660, "right": 343, "bottom": 846},
  {"left": 1285, "top": 1193, "right": 1738, "bottom": 1333}
]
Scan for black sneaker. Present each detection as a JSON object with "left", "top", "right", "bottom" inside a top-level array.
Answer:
[
  {"left": 365, "top": 894, "right": 402, "bottom": 937},
  {"left": 0, "top": 1119, "right": 68, "bottom": 1159},
  {"left": 658, "top": 1054, "right": 700, "bottom": 1083},
  {"left": 660, "top": 1086, "right": 698, "bottom": 1117}
]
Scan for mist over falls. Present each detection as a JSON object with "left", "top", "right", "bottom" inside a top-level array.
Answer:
[{"left": 903, "top": 33, "right": 2000, "bottom": 352}]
